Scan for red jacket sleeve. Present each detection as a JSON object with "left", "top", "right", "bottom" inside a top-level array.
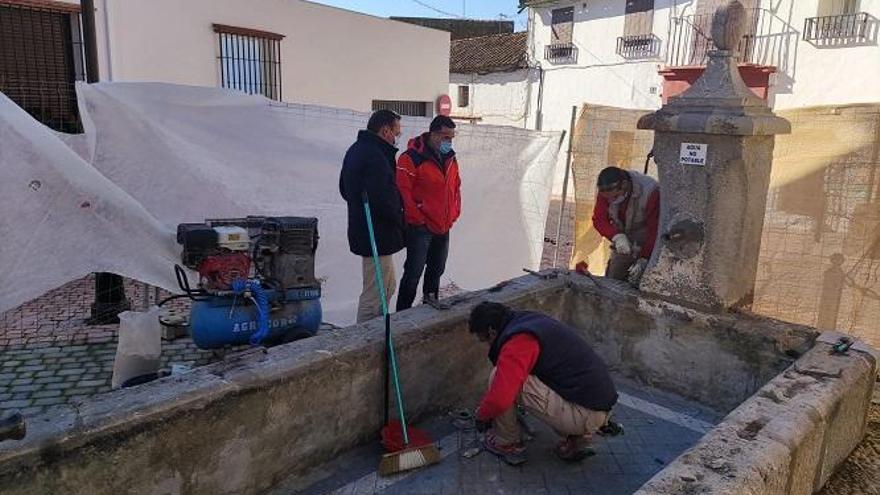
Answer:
[
  {"left": 451, "top": 160, "right": 462, "bottom": 224},
  {"left": 591, "top": 195, "right": 619, "bottom": 240},
  {"left": 639, "top": 189, "right": 660, "bottom": 259},
  {"left": 396, "top": 153, "right": 427, "bottom": 226},
  {"left": 476, "top": 334, "right": 540, "bottom": 421}
]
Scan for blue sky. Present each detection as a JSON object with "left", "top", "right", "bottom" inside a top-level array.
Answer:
[{"left": 312, "top": 0, "right": 528, "bottom": 30}]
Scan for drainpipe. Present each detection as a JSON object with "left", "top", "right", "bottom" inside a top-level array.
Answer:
[
  {"left": 535, "top": 65, "right": 545, "bottom": 131},
  {"left": 81, "top": 0, "right": 99, "bottom": 82},
  {"left": 101, "top": 0, "right": 114, "bottom": 81}
]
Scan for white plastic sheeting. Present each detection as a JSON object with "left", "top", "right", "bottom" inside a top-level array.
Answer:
[{"left": 0, "top": 83, "right": 561, "bottom": 324}]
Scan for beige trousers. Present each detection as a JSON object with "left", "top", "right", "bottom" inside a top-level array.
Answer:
[
  {"left": 357, "top": 256, "right": 396, "bottom": 323},
  {"left": 491, "top": 370, "right": 609, "bottom": 445}
]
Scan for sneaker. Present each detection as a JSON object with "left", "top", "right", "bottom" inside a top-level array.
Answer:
[
  {"left": 482, "top": 432, "right": 527, "bottom": 466},
  {"left": 422, "top": 293, "right": 450, "bottom": 310},
  {"left": 554, "top": 436, "right": 596, "bottom": 462}
]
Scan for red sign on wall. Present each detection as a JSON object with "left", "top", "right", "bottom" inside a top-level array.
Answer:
[{"left": 436, "top": 95, "right": 452, "bottom": 116}]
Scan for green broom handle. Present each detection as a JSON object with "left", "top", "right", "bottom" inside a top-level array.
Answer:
[{"left": 362, "top": 191, "right": 410, "bottom": 446}]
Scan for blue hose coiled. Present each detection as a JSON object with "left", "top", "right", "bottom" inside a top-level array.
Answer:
[{"left": 231, "top": 279, "right": 270, "bottom": 345}]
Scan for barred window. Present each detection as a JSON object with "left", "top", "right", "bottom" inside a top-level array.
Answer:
[
  {"left": 372, "top": 100, "right": 429, "bottom": 117},
  {"left": 0, "top": 0, "right": 86, "bottom": 132},
  {"left": 457, "top": 86, "right": 469, "bottom": 107},
  {"left": 213, "top": 24, "right": 283, "bottom": 100}
]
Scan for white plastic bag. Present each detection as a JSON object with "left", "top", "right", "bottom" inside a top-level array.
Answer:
[{"left": 111, "top": 306, "right": 162, "bottom": 389}]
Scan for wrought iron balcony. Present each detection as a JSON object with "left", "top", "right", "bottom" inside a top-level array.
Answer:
[
  {"left": 544, "top": 42, "right": 578, "bottom": 64},
  {"left": 617, "top": 34, "right": 661, "bottom": 59},
  {"left": 804, "top": 12, "right": 870, "bottom": 43},
  {"left": 666, "top": 8, "right": 797, "bottom": 74}
]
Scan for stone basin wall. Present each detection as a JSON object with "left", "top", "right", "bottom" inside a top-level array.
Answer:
[{"left": 0, "top": 271, "right": 868, "bottom": 495}]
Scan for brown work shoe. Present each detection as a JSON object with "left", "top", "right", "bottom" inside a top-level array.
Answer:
[
  {"left": 482, "top": 431, "right": 527, "bottom": 466},
  {"left": 554, "top": 435, "right": 596, "bottom": 462}
]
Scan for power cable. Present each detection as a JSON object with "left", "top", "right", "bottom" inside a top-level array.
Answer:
[{"left": 409, "top": 0, "right": 463, "bottom": 18}]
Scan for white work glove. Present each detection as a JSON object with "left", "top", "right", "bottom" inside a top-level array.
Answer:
[
  {"left": 611, "top": 233, "right": 632, "bottom": 255},
  {"left": 628, "top": 258, "right": 648, "bottom": 286}
]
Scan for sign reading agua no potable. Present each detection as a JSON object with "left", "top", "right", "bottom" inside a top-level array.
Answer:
[{"left": 680, "top": 143, "right": 708, "bottom": 166}]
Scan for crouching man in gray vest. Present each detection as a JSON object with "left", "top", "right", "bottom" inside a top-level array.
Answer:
[
  {"left": 591, "top": 166, "right": 660, "bottom": 285},
  {"left": 469, "top": 302, "right": 618, "bottom": 464}
]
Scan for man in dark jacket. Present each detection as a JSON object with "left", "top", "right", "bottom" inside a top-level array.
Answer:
[
  {"left": 339, "top": 110, "right": 405, "bottom": 322},
  {"left": 469, "top": 302, "right": 618, "bottom": 464},
  {"left": 395, "top": 115, "right": 462, "bottom": 311}
]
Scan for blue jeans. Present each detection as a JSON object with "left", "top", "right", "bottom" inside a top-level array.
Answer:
[{"left": 396, "top": 226, "right": 450, "bottom": 311}]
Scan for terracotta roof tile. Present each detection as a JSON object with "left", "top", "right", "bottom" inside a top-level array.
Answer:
[{"left": 450, "top": 31, "right": 528, "bottom": 74}]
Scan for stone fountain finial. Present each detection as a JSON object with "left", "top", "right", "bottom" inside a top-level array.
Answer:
[{"left": 712, "top": 0, "right": 748, "bottom": 52}]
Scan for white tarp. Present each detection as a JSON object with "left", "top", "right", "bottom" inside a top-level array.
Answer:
[{"left": 0, "top": 83, "right": 561, "bottom": 324}]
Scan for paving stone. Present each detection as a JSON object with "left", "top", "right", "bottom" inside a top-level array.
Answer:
[
  {"left": 1, "top": 361, "right": 22, "bottom": 368},
  {"left": 34, "top": 370, "right": 55, "bottom": 378},
  {"left": 15, "top": 364, "right": 46, "bottom": 373},
  {"left": 22, "top": 359, "right": 43, "bottom": 366},
  {"left": 33, "top": 397, "right": 65, "bottom": 406},
  {"left": 31, "top": 388, "right": 63, "bottom": 398},
  {"left": 9, "top": 378, "right": 33, "bottom": 386},
  {"left": 57, "top": 368, "right": 85, "bottom": 376},
  {"left": 10, "top": 384, "right": 42, "bottom": 393},
  {"left": 0, "top": 399, "right": 32, "bottom": 409},
  {"left": 34, "top": 347, "right": 63, "bottom": 355},
  {"left": 64, "top": 387, "right": 97, "bottom": 396},
  {"left": 20, "top": 406, "right": 45, "bottom": 415},
  {"left": 0, "top": 372, "right": 17, "bottom": 381},
  {"left": 45, "top": 382, "right": 72, "bottom": 390},
  {"left": 76, "top": 379, "right": 107, "bottom": 388}
]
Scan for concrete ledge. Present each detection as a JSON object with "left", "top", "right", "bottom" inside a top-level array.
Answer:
[
  {"left": 636, "top": 338, "right": 877, "bottom": 495},
  {"left": 0, "top": 274, "right": 566, "bottom": 495}
]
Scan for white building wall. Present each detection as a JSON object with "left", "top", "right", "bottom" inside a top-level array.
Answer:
[
  {"left": 449, "top": 70, "right": 532, "bottom": 127},
  {"left": 767, "top": 0, "right": 880, "bottom": 109},
  {"left": 525, "top": 0, "right": 880, "bottom": 194},
  {"left": 526, "top": 0, "right": 679, "bottom": 194},
  {"left": 77, "top": 0, "right": 450, "bottom": 113},
  {"left": 527, "top": 0, "right": 880, "bottom": 124}
]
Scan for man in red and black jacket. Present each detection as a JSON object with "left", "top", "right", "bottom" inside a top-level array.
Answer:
[
  {"left": 591, "top": 166, "right": 660, "bottom": 285},
  {"left": 395, "top": 115, "right": 462, "bottom": 311},
  {"left": 469, "top": 302, "right": 618, "bottom": 464}
]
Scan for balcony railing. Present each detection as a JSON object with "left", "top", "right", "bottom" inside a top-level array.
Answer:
[
  {"left": 545, "top": 42, "right": 578, "bottom": 64},
  {"left": 617, "top": 34, "right": 661, "bottom": 59},
  {"left": 666, "top": 8, "right": 797, "bottom": 74},
  {"left": 804, "top": 12, "right": 870, "bottom": 42}
]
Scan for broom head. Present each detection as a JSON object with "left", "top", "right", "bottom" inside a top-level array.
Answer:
[
  {"left": 378, "top": 443, "right": 442, "bottom": 476},
  {"left": 380, "top": 419, "right": 434, "bottom": 452}
]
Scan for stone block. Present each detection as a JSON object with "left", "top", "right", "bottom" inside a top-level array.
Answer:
[
  {"left": 33, "top": 397, "right": 65, "bottom": 406},
  {"left": 31, "top": 390, "right": 62, "bottom": 399},
  {"left": 57, "top": 369, "right": 85, "bottom": 376},
  {"left": 0, "top": 399, "right": 31, "bottom": 409},
  {"left": 10, "top": 384, "right": 41, "bottom": 393}
]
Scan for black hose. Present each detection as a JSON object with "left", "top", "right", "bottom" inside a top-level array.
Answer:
[
  {"left": 173, "top": 264, "right": 210, "bottom": 302},
  {"left": 643, "top": 150, "right": 655, "bottom": 175}
]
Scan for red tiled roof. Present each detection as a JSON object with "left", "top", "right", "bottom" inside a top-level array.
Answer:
[{"left": 450, "top": 31, "right": 528, "bottom": 74}]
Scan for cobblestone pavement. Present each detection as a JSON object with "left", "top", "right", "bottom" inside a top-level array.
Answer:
[
  {"left": 0, "top": 340, "right": 222, "bottom": 416},
  {"left": 270, "top": 377, "right": 722, "bottom": 495},
  {"left": 0, "top": 275, "right": 242, "bottom": 416}
]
